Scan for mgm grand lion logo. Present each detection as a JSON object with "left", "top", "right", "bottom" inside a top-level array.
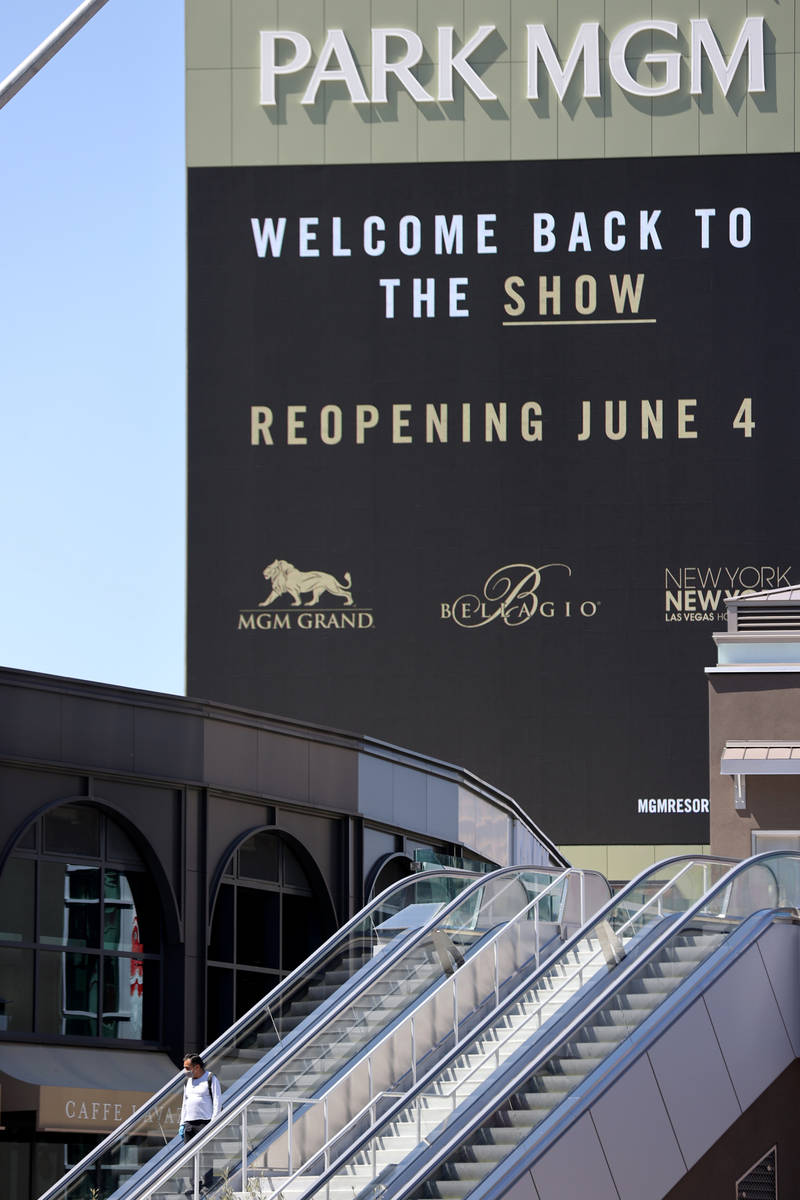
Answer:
[
  {"left": 238, "top": 558, "right": 372, "bottom": 631},
  {"left": 259, "top": 559, "right": 354, "bottom": 608}
]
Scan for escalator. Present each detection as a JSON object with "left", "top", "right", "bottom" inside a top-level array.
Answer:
[
  {"left": 43, "top": 863, "right": 609, "bottom": 1200},
  {"left": 270, "top": 852, "right": 798, "bottom": 1200},
  {"left": 39, "top": 868, "right": 479, "bottom": 1200},
  {"left": 122, "top": 855, "right": 735, "bottom": 1200}
]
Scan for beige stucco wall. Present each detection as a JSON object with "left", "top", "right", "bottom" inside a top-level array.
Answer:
[
  {"left": 708, "top": 673, "right": 800, "bottom": 859},
  {"left": 186, "top": 0, "right": 800, "bottom": 167}
]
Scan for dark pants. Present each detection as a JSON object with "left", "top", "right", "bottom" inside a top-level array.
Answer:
[
  {"left": 183, "top": 1120, "right": 213, "bottom": 1193},
  {"left": 184, "top": 1119, "right": 210, "bottom": 1142}
]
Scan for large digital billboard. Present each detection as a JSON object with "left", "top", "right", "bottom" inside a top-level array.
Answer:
[{"left": 186, "top": 5, "right": 798, "bottom": 852}]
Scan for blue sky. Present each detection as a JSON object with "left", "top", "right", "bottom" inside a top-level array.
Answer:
[{"left": 0, "top": 1, "right": 185, "bottom": 695}]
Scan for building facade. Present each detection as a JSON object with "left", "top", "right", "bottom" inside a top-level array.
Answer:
[
  {"left": 708, "top": 586, "right": 800, "bottom": 859},
  {"left": 0, "top": 664, "right": 560, "bottom": 1199},
  {"left": 185, "top": 0, "right": 799, "bottom": 878}
]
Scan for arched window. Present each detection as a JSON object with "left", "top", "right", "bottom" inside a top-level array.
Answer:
[
  {"left": 0, "top": 803, "right": 162, "bottom": 1042},
  {"left": 207, "top": 830, "right": 335, "bottom": 1039}
]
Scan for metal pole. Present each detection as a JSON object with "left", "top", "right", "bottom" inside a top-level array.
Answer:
[
  {"left": 323, "top": 1096, "right": 329, "bottom": 1172},
  {"left": 452, "top": 974, "right": 458, "bottom": 1042},
  {"left": 534, "top": 902, "right": 540, "bottom": 967},
  {"left": 242, "top": 1106, "right": 248, "bottom": 1191},
  {"left": 411, "top": 1016, "right": 417, "bottom": 1085},
  {"left": 0, "top": 0, "right": 113, "bottom": 111}
]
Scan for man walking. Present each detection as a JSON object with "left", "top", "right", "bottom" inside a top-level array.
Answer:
[{"left": 179, "top": 1053, "right": 222, "bottom": 1193}]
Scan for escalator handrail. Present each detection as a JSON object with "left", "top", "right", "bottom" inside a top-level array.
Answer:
[
  {"left": 132, "top": 865, "right": 595, "bottom": 1200},
  {"left": 274, "top": 853, "right": 739, "bottom": 1200},
  {"left": 101, "top": 863, "right": 566, "bottom": 1200},
  {"left": 37, "top": 866, "right": 483, "bottom": 1200},
  {"left": 226, "top": 866, "right": 609, "bottom": 1200},
  {"left": 430, "top": 854, "right": 729, "bottom": 1105},
  {"left": 462, "top": 904, "right": 796, "bottom": 1200},
  {"left": 379, "top": 851, "right": 800, "bottom": 1200},
  {"left": 147, "top": 855, "right": 735, "bottom": 1200}
]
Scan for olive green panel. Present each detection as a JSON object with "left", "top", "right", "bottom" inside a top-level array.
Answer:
[
  {"left": 560, "top": 843, "right": 713, "bottom": 883},
  {"left": 605, "top": 58, "right": 652, "bottom": 158},
  {"left": 698, "top": 0, "right": 749, "bottom": 46},
  {"left": 748, "top": 53, "right": 796, "bottom": 155},
  {"left": 186, "top": 0, "right": 231, "bottom": 70},
  {"left": 557, "top": 0, "right": 606, "bottom": 48},
  {"left": 510, "top": 55, "right": 558, "bottom": 159},
  {"left": 232, "top": 0, "right": 277, "bottom": 70},
  {"left": 372, "top": 90, "right": 420, "bottom": 162},
  {"left": 232, "top": 68, "right": 279, "bottom": 165},
  {"left": 325, "top": 95, "right": 373, "bottom": 163},
  {"left": 186, "top": 2, "right": 798, "bottom": 182},
  {"left": 463, "top": 60, "right": 512, "bottom": 160},
  {"left": 186, "top": 67, "right": 232, "bottom": 166}
]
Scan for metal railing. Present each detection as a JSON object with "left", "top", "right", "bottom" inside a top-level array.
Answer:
[
  {"left": 255, "top": 854, "right": 737, "bottom": 1200},
  {"left": 113, "top": 864, "right": 587, "bottom": 1200},
  {"left": 171, "top": 867, "right": 607, "bottom": 1199},
  {"left": 40, "top": 867, "right": 485, "bottom": 1200},
  {"left": 367, "top": 852, "right": 800, "bottom": 1200}
]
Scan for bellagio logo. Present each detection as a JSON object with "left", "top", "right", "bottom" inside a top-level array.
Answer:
[
  {"left": 441, "top": 563, "right": 599, "bottom": 628},
  {"left": 238, "top": 558, "right": 374, "bottom": 631}
]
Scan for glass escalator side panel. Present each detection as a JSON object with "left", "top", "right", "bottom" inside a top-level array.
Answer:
[
  {"left": 38, "top": 870, "right": 480, "bottom": 1200},
  {"left": 117, "top": 867, "right": 564, "bottom": 1200},
  {"left": 269, "top": 856, "right": 744, "bottom": 1200},
  {"left": 378, "top": 856, "right": 800, "bottom": 1200}
]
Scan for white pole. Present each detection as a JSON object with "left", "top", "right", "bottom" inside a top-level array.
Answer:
[{"left": 0, "top": 0, "right": 113, "bottom": 111}]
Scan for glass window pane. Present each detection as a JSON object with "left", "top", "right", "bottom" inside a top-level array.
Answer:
[
  {"left": 106, "top": 820, "right": 144, "bottom": 865},
  {"left": 752, "top": 830, "right": 800, "bottom": 854},
  {"left": 207, "top": 967, "right": 234, "bottom": 1042},
  {"left": 102, "top": 955, "right": 123, "bottom": 1037},
  {"left": 282, "top": 894, "right": 326, "bottom": 971},
  {"left": 124, "top": 870, "right": 161, "bottom": 954},
  {"left": 0, "top": 947, "right": 34, "bottom": 1031},
  {"left": 44, "top": 805, "right": 100, "bottom": 857},
  {"left": 209, "top": 884, "right": 235, "bottom": 963},
  {"left": 37, "top": 949, "right": 66, "bottom": 1035},
  {"left": 105, "top": 868, "right": 122, "bottom": 900},
  {"left": 239, "top": 832, "right": 279, "bottom": 882},
  {"left": 33, "top": 1143, "right": 84, "bottom": 1200},
  {"left": 68, "top": 865, "right": 100, "bottom": 901},
  {"left": 17, "top": 823, "right": 36, "bottom": 851},
  {"left": 62, "top": 952, "right": 100, "bottom": 1036},
  {"left": 236, "top": 970, "right": 277, "bottom": 1019},
  {"left": 364, "top": 827, "right": 399, "bottom": 880},
  {"left": 140, "top": 957, "right": 160, "bottom": 1042},
  {"left": 0, "top": 1143, "right": 31, "bottom": 1199},
  {"left": 103, "top": 870, "right": 138, "bottom": 952},
  {"left": 39, "top": 861, "right": 71, "bottom": 945},
  {"left": 282, "top": 843, "right": 311, "bottom": 891},
  {"left": 0, "top": 857, "right": 35, "bottom": 942},
  {"left": 66, "top": 867, "right": 101, "bottom": 948},
  {"left": 40, "top": 863, "right": 101, "bottom": 949},
  {"left": 100, "top": 955, "right": 159, "bottom": 1041},
  {"left": 237, "top": 888, "right": 279, "bottom": 969}
]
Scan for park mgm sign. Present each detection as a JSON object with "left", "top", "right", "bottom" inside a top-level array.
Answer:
[{"left": 259, "top": 18, "right": 766, "bottom": 109}]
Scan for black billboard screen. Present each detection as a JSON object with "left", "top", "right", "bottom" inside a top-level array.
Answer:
[{"left": 187, "top": 154, "right": 797, "bottom": 846}]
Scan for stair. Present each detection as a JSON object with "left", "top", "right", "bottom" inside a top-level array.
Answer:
[
  {"left": 416, "top": 928, "right": 726, "bottom": 1200},
  {"left": 235, "top": 937, "right": 607, "bottom": 1200}
]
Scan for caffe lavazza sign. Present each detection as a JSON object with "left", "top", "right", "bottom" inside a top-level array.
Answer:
[{"left": 261, "top": 18, "right": 765, "bottom": 106}]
